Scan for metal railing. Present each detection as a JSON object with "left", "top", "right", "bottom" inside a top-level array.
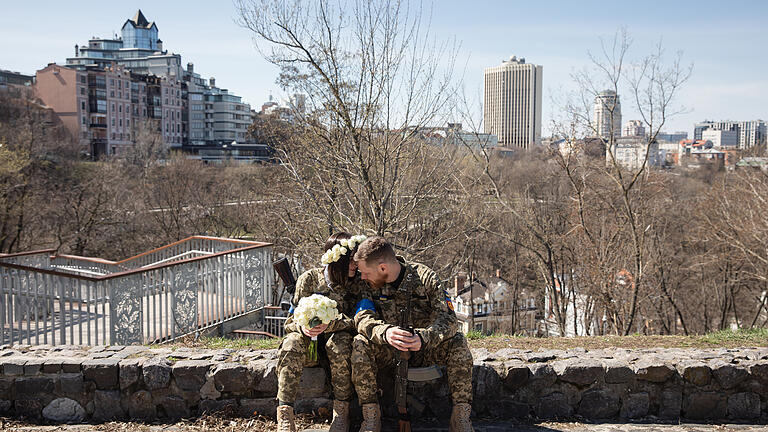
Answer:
[{"left": 0, "top": 236, "right": 274, "bottom": 346}]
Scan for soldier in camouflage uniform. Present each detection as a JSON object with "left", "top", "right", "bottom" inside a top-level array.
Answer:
[
  {"left": 275, "top": 233, "right": 368, "bottom": 432},
  {"left": 351, "top": 236, "right": 474, "bottom": 432}
]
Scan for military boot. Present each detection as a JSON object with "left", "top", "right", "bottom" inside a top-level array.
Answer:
[
  {"left": 328, "top": 400, "right": 350, "bottom": 432},
  {"left": 449, "top": 403, "right": 474, "bottom": 432},
  {"left": 358, "top": 403, "right": 381, "bottom": 432},
  {"left": 276, "top": 405, "right": 296, "bottom": 432}
]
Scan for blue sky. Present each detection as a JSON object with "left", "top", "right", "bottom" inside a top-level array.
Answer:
[{"left": 1, "top": 0, "right": 766, "bottom": 136}]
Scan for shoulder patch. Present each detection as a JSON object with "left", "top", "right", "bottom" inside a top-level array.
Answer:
[
  {"left": 355, "top": 298, "right": 375, "bottom": 315},
  {"left": 443, "top": 289, "right": 454, "bottom": 311}
]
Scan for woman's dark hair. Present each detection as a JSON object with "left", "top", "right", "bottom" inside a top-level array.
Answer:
[{"left": 324, "top": 232, "right": 357, "bottom": 287}]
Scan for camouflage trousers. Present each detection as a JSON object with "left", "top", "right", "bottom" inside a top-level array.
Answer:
[
  {"left": 351, "top": 332, "right": 474, "bottom": 405},
  {"left": 276, "top": 330, "right": 354, "bottom": 403}
]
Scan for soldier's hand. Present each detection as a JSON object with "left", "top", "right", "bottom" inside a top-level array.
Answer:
[
  {"left": 386, "top": 327, "right": 422, "bottom": 351},
  {"left": 302, "top": 323, "right": 328, "bottom": 338}
]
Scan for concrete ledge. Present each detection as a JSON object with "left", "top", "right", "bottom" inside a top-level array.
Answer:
[{"left": 1, "top": 344, "right": 767, "bottom": 423}]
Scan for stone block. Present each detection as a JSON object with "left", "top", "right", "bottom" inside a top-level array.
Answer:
[
  {"left": 172, "top": 360, "right": 210, "bottom": 392},
  {"left": 604, "top": 360, "right": 634, "bottom": 384},
  {"left": 158, "top": 395, "right": 190, "bottom": 420},
  {"left": 634, "top": 360, "right": 675, "bottom": 383},
  {"left": 472, "top": 365, "right": 501, "bottom": 400},
  {"left": 298, "top": 367, "right": 328, "bottom": 398},
  {"left": 0, "top": 399, "right": 10, "bottom": 415},
  {"left": 620, "top": 392, "right": 649, "bottom": 419},
  {"left": 58, "top": 373, "right": 84, "bottom": 395},
  {"left": 2, "top": 358, "right": 27, "bottom": 376},
  {"left": 711, "top": 361, "right": 749, "bottom": 389},
  {"left": 143, "top": 357, "right": 172, "bottom": 391},
  {"left": 0, "top": 377, "right": 12, "bottom": 399},
  {"left": 750, "top": 362, "right": 768, "bottom": 382},
  {"left": 118, "top": 358, "right": 141, "bottom": 390},
  {"left": 23, "top": 358, "right": 45, "bottom": 375},
  {"left": 14, "top": 398, "right": 42, "bottom": 419},
  {"left": 252, "top": 359, "right": 278, "bottom": 396},
  {"left": 213, "top": 362, "right": 252, "bottom": 394},
  {"left": 239, "top": 397, "right": 278, "bottom": 418},
  {"left": 82, "top": 358, "right": 120, "bottom": 390},
  {"left": 14, "top": 376, "right": 54, "bottom": 397},
  {"left": 42, "top": 358, "right": 64, "bottom": 374},
  {"left": 683, "top": 391, "right": 726, "bottom": 420},
  {"left": 727, "top": 392, "right": 761, "bottom": 419},
  {"left": 554, "top": 359, "right": 604, "bottom": 387},
  {"left": 61, "top": 358, "right": 82, "bottom": 374},
  {"left": 578, "top": 389, "right": 619, "bottom": 419},
  {"left": 679, "top": 361, "right": 711, "bottom": 386},
  {"left": 92, "top": 390, "right": 125, "bottom": 421},
  {"left": 527, "top": 363, "right": 557, "bottom": 390},
  {"left": 127, "top": 390, "right": 156, "bottom": 419},
  {"left": 535, "top": 392, "right": 572, "bottom": 419},
  {"left": 502, "top": 363, "right": 530, "bottom": 391},
  {"left": 659, "top": 389, "right": 682, "bottom": 420},
  {"left": 42, "top": 397, "right": 86, "bottom": 423}
]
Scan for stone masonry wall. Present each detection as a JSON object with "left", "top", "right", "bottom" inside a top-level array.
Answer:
[{"left": 1, "top": 344, "right": 767, "bottom": 425}]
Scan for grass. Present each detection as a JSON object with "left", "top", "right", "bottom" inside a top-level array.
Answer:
[{"left": 160, "top": 328, "right": 768, "bottom": 352}]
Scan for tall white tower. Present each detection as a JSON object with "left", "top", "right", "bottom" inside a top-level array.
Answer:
[
  {"left": 594, "top": 90, "right": 622, "bottom": 141},
  {"left": 483, "top": 56, "right": 543, "bottom": 149}
]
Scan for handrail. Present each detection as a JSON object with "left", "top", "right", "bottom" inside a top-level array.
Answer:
[{"left": 0, "top": 238, "right": 273, "bottom": 281}]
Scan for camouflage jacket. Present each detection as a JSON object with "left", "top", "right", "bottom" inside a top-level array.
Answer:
[
  {"left": 354, "top": 257, "right": 458, "bottom": 351},
  {"left": 284, "top": 267, "right": 365, "bottom": 335}
]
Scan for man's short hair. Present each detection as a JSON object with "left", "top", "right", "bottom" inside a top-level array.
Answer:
[{"left": 354, "top": 236, "right": 396, "bottom": 264}]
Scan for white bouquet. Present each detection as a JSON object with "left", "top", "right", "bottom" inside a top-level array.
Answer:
[{"left": 293, "top": 294, "right": 340, "bottom": 361}]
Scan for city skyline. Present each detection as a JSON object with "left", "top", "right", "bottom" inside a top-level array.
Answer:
[{"left": 1, "top": 0, "right": 766, "bottom": 137}]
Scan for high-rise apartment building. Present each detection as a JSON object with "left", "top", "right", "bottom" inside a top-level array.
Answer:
[
  {"left": 594, "top": 90, "right": 621, "bottom": 141},
  {"left": 694, "top": 120, "right": 766, "bottom": 149},
  {"left": 623, "top": 120, "right": 645, "bottom": 137},
  {"left": 34, "top": 10, "right": 253, "bottom": 156},
  {"left": 484, "top": 56, "right": 543, "bottom": 149}
]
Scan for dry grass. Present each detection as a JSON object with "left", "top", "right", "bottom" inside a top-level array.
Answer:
[
  {"left": 465, "top": 328, "right": 768, "bottom": 351},
  {"left": 161, "top": 328, "right": 768, "bottom": 353}
]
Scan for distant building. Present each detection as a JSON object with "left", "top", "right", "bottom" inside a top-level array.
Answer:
[
  {"left": 0, "top": 69, "right": 34, "bottom": 89},
  {"left": 484, "top": 56, "right": 543, "bottom": 149},
  {"left": 451, "top": 271, "right": 540, "bottom": 336},
  {"left": 594, "top": 90, "right": 621, "bottom": 140},
  {"left": 694, "top": 120, "right": 766, "bottom": 149},
  {"left": 34, "top": 10, "right": 256, "bottom": 157},
  {"left": 702, "top": 129, "right": 738, "bottom": 148},
  {"left": 656, "top": 131, "right": 687, "bottom": 144},
  {"left": 608, "top": 136, "right": 662, "bottom": 170},
  {"left": 623, "top": 120, "right": 645, "bottom": 137}
]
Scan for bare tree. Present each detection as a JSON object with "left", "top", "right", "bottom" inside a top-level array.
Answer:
[{"left": 236, "top": 0, "right": 480, "bottom": 264}]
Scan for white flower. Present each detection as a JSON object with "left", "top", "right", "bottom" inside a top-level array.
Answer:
[{"left": 294, "top": 294, "right": 340, "bottom": 327}]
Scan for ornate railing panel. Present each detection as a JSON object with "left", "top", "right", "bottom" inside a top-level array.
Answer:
[{"left": 0, "top": 236, "right": 274, "bottom": 346}]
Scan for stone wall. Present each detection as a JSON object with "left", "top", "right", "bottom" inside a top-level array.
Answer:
[{"left": 1, "top": 344, "right": 767, "bottom": 425}]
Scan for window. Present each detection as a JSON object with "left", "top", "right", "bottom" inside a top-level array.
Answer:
[
  {"left": 80, "top": 88, "right": 85, "bottom": 95},
  {"left": 126, "top": 119, "right": 130, "bottom": 127},
  {"left": 80, "top": 76, "right": 86, "bottom": 84},
  {"left": 119, "top": 119, "right": 122, "bottom": 127},
  {"left": 82, "top": 117, "right": 86, "bottom": 125},
  {"left": 110, "top": 79, "right": 115, "bottom": 86},
  {"left": 118, "top": 105, "right": 122, "bottom": 113},
  {"left": 110, "top": 91, "right": 115, "bottom": 98},
  {"left": 111, "top": 103, "right": 115, "bottom": 112},
  {"left": 111, "top": 118, "right": 115, "bottom": 126},
  {"left": 81, "top": 101, "right": 85, "bottom": 111}
]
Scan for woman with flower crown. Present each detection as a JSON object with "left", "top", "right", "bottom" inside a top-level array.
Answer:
[{"left": 275, "top": 232, "right": 368, "bottom": 432}]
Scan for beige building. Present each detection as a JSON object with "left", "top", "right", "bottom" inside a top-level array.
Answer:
[
  {"left": 623, "top": 119, "right": 645, "bottom": 137},
  {"left": 484, "top": 56, "right": 543, "bottom": 149},
  {"left": 594, "top": 90, "right": 621, "bottom": 140}
]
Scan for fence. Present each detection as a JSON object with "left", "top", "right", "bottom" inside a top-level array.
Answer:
[{"left": 0, "top": 236, "right": 275, "bottom": 346}]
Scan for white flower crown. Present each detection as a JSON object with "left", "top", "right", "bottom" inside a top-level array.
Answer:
[{"left": 321, "top": 235, "right": 367, "bottom": 265}]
